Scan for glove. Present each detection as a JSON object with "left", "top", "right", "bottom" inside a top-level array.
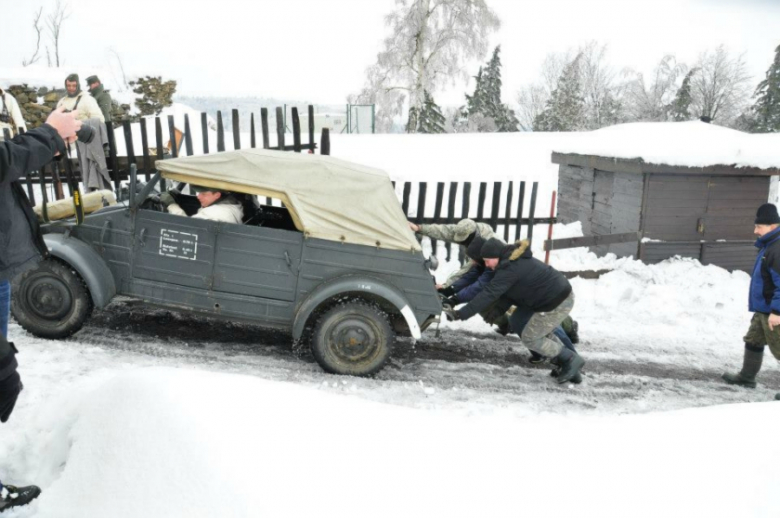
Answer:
[
  {"left": 0, "top": 371, "right": 22, "bottom": 424},
  {"left": 443, "top": 295, "right": 459, "bottom": 308},
  {"left": 443, "top": 307, "right": 461, "bottom": 322},
  {"left": 159, "top": 190, "right": 177, "bottom": 207},
  {"left": 437, "top": 285, "right": 456, "bottom": 297}
]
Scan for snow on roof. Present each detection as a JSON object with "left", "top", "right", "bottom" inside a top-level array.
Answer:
[{"left": 552, "top": 121, "right": 780, "bottom": 171}]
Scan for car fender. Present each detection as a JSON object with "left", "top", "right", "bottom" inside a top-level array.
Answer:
[
  {"left": 293, "top": 275, "right": 421, "bottom": 341},
  {"left": 44, "top": 234, "right": 117, "bottom": 309}
]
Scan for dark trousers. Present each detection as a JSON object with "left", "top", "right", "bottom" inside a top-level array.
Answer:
[{"left": 0, "top": 280, "right": 9, "bottom": 339}]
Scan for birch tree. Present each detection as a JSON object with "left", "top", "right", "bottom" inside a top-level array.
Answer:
[
  {"left": 690, "top": 45, "right": 751, "bottom": 125},
  {"left": 351, "top": 0, "right": 500, "bottom": 133}
]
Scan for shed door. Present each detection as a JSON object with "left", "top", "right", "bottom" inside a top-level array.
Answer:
[
  {"left": 702, "top": 176, "right": 769, "bottom": 240},
  {"left": 643, "top": 175, "right": 769, "bottom": 241},
  {"left": 643, "top": 175, "right": 710, "bottom": 240}
]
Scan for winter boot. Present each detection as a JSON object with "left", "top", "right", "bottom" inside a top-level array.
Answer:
[
  {"left": 550, "top": 366, "right": 583, "bottom": 384},
  {"left": 562, "top": 317, "right": 580, "bottom": 345},
  {"left": 528, "top": 350, "right": 546, "bottom": 364},
  {"left": 0, "top": 484, "right": 41, "bottom": 512},
  {"left": 722, "top": 343, "right": 764, "bottom": 389},
  {"left": 553, "top": 348, "right": 585, "bottom": 384}
]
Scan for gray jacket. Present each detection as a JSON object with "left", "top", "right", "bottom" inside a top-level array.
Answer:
[{"left": 0, "top": 125, "right": 64, "bottom": 281}]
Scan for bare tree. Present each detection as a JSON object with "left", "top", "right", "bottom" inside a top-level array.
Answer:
[
  {"left": 22, "top": 7, "right": 44, "bottom": 67},
  {"left": 46, "top": 0, "right": 70, "bottom": 67},
  {"left": 624, "top": 55, "right": 687, "bottom": 122},
  {"left": 351, "top": 0, "right": 500, "bottom": 132},
  {"left": 109, "top": 48, "right": 130, "bottom": 89},
  {"left": 690, "top": 45, "right": 752, "bottom": 125}
]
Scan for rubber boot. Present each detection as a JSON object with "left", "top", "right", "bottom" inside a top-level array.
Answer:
[
  {"left": 550, "top": 365, "right": 583, "bottom": 384},
  {"left": 553, "top": 347, "right": 585, "bottom": 384},
  {"left": 0, "top": 484, "right": 41, "bottom": 512},
  {"left": 722, "top": 343, "right": 764, "bottom": 389}
]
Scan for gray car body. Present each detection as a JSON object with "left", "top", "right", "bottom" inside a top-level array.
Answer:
[{"left": 42, "top": 195, "right": 441, "bottom": 340}]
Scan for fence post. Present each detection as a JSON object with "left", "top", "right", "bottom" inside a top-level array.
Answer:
[
  {"left": 402, "top": 182, "right": 412, "bottom": 216},
  {"left": 155, "top": 116, "right": 165, "bottom": 191},
  {"left": 167, "top": 115, "right": 178, "bottom": 157},
  {"left": 140, "top": 120, "right": 151, "bottom": 181},
  {"left": 250, "top": 113, "right": 256, "bottom": 148},
  {"left": 430, "top": 182, "right": 444, "bottom": 255},
  {"left": 106, "top": 123, "right": 120, "bottom": 196},
  {"left": 275, "top": 107, "right": 285, "bottom": 150},
  {"left": 446, "top": 182, "right": 458, "bottom": 261},
  {"left": 490, "top": 181, "right": 501, "bottom": 232},
  {"left": 476, "top": 182, "right": 487, "bottom": 222},
  {"left": 201, "top": 112, "right": 210, "bottom": 154},
  {"left": 320, "top": 128, "right": 330, "bottom": 155},
  {"left": 261, "top": 108, "right": 270, "bottom": 149},
  {"left": 292, "top": 107, "right": 301, "bottom": 152},
  {"left": 216, "top": 111, "right": 225, "bottom": 152},
  {"left": 183, "top": 114, "right": 193, "bottom": 156},
  {"left": 528, "top": 182, "right": 538, "bottom": 244},
  {"left": 232, "top": 109, "right": 241, "bottom": 150},
  {"left": 503, "top": 181, "right": 513, "bottom": 242},
  {"left": 515, "top": 181, "right": 526, "bottom": 241},
  {"left": 308, "top": 105, "right": 315, "bottom": 151}
]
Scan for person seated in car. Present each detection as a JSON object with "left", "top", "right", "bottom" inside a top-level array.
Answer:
[{"left": 160, "top": 185, "right": 243, "bottom": 224}]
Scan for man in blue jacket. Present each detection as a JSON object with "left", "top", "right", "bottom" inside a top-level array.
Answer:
[{"left": 723, "top": 203, "right": 780, "bottom": 401}]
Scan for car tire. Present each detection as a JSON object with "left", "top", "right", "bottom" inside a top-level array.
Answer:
[
  {"left": 311, "top": 301, "right": 394, "bottom": 376},
  {"left": 11, "top": 258, "right": 93, "bottom": 339}
]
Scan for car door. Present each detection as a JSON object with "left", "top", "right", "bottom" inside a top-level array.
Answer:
[
  {"left": 132, "top": 209, "right": 217, "bottom": 290},
  {"left": 212, "top": 224, "right": 303, "bottom": 302}
]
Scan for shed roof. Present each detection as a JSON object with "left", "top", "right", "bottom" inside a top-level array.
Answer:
[{"left": 551, "top": 121, "right": 780, "bottom": 175}]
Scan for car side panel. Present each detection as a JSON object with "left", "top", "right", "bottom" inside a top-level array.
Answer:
[
  {"left": 296, "top": 238, "right": 441, "bottom": 324},
  {"left": 212, "top": 225, "right": 303, "bottom": 302}
]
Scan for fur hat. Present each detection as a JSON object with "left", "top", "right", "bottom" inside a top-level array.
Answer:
[
  {"left": 755, "top": 203, "right": 780, "bottom": 225},
  {"left": 480, "top": 238, "right": 506, "bottom": 259},
  {"left": 453, "top": 219, "right": 477, "bottom": 242}
]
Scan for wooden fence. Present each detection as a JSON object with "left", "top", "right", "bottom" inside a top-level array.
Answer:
[{"left": 10, "top": 107, "right": 553, "bottom": 260}]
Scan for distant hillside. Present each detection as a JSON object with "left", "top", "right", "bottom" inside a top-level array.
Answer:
[{"left": 174, "top": 95, "right": 346, "bottom": 132}]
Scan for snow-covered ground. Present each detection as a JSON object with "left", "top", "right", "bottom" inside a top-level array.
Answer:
[{"left": 3, "top": 221, "right": 780, "bottom": 517}]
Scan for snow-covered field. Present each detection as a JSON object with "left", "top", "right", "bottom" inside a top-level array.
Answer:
[{"left": 3, "top": 221, "right": 780, "bottom": 517}]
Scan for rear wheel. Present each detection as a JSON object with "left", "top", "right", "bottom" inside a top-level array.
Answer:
[
  {"left": 12, "top": 259, "right": 93, "bottom": 339},
  {"left": 311, "top": 301, "right": 394, "bottom": 376}
]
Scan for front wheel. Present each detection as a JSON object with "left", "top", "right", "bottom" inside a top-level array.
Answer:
[
  {"left": 311, "top": 301, "right": 394, "bottom": 376},
  {"left": 12, "top": 259, "right": 93, "bottom": 339}
]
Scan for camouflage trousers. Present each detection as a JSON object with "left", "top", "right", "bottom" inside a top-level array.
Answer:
[
  {"left": 744, "top": 313, "right": 780, "bottom": 361},
  {"left": 515, "top": 292, "right": 575, "bottom": 358}
]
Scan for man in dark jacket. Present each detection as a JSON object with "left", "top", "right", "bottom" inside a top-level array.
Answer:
[
  {"left": 0, "top": 107, "right": 80, "bottom": 511},
  {"left": 447, "top": 237, "right": 585, "bottom": 383},
  {"left": 86, "top": 75, "right": 113, "bottom": 123},
  {"left": 723, "top": 203, "right": 780, "bottom": 401}
]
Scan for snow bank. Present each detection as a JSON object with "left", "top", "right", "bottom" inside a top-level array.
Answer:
[
  {"left": 552, "top": 121, "right": 780, "bottom": 170},
  {"left": 15, "top": 367, "right": 780, "bottom": 518}
]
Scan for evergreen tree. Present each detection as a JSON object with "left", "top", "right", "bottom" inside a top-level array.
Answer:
[
  {"left": 670, "top": 68, "right": 697, "bottom": 122},
  {"left": 751, "top": 44, "right": 780, "bottom": 133},
  {"left": 460, "top": 47, "right": 519, "bottom": 132},
  {"left": 407, "top": 90, "right": 446, "bottom": 133},
  {"left": 130, "top": 76, "right": 177, "bottom": 116},
  {"left": 533, "top": 55, "right": 585, "bottom": 131}
]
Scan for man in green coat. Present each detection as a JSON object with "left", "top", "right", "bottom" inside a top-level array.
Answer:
[{"left": 86, "top": 75, "right": 112, "bottom": 123}]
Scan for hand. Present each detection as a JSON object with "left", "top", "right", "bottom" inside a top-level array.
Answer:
[
  {"left": 45, "top": 107, "right": 82, "bottom": 144},
  {"left": 437, "top": 285, "right": 456, "bottom": 297},
  {"left": 770, "top": 313, "right": 780, "bottom": 331},
  {"left": 408, "top": 222, "right": 420, "bottom": 233},
  {"left": 443, "top": 307, "right": 460, "bottom": 322},
  {"left": 0, "top": 371, "right": 23, "bottom": 424},
  {"left": 159, "top": 191, "right": 177, "bottom": 207}
]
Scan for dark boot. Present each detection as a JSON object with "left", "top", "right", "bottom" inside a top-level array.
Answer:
[
  {"left": 722, "top": 343, "right": 764, "bottom": 389},
  {"left": 550, "top": 366, "right": 583, "bottom": 384},
  {"left": 529, "top": 350, "right": 546, "bottom": 364},
  {"left": 553, "top": 348, "right": 585, "bottom": 384},
  {"left": 0, "top": 484, "right": 41, "bottom": 512}
]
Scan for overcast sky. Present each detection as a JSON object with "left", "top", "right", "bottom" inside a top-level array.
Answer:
[{"left": 2, "top": 0, "right": 778, "bottom": 106}]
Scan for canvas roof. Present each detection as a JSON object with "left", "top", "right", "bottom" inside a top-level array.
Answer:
[{"left": 155, "top": 148, "right": 421, "bottom": 252}]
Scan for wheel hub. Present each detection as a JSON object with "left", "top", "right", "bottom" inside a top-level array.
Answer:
[
  {"left": 330, "top": 317, "right": 379, "bottom": 362},
  {"left": 26, "top": 277, "right": 73, "bottom": 320}
]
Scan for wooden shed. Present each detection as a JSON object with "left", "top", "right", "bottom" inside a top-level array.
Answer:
[{"left": 552, "top": 122, "right": 780, "bottom": 273}]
